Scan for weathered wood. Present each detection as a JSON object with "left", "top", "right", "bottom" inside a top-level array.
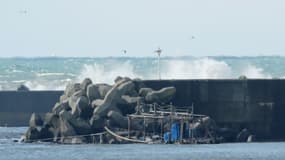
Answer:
[{"left": 104, "top": 126, "right": 146, "bottom": 143}]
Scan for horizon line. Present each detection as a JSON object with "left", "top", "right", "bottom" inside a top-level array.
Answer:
[{"left": 0, "top": 55, "right": 284, "bottom": 59}]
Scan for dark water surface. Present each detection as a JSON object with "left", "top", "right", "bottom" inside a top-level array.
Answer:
[{"left": 0, "top": 127, "right": 284, "bottom": 160}]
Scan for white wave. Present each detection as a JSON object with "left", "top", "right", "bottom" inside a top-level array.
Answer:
[
  {"left": 239, "top": 64, "right": 272, "bottom": 79},
  {"left": 11, "top": 80, "right": 26, "bottom": 83},
  {"left": 24, "top": 80, "right": 67, "bottom": 91},
  {"left": 11, "top": 69, "right": 24, "bottom": 73},
  {"left": 75, "top": 58, "right": 272, "bottom": 85},
  {"left": 161, "top": 58, "right": 232, "bottom": 79},
  {"left": 36, "top": 72, "right": 66, "bottom": 77},
  {"left": 76, "top": 61, "right": 141, "bottom": 84}
]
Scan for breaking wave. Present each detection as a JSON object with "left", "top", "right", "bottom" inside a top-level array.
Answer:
[
  {"left": 76, "top": 58, "right": 272, "bottom": 83},
  {"left": 162, "top": 58, "right": 233, "bottom": 79},
  {"left": 24, "top": 79, "right": 72, "bottom": 91},
  {"left": 239, "top": 64, "right": 271, "bottom": 78},
  {"left": 0, "top": 57, "right": 275, "bottom": 90},
  {"left": 76, "top": 61, "right": 141, "bottom": 85}
]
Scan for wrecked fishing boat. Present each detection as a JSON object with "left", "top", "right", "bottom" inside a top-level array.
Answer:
[{"left": 105, "top": 103, "right": 218, "bottom": 144}]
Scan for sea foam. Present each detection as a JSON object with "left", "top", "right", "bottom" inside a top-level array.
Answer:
[{"left": 0, "top": 57, "right": 275, "bottom": 91}]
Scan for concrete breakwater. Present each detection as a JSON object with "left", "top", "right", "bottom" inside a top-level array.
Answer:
[{"left": 0, "top": 79, "right": 285, "bottom": 141}]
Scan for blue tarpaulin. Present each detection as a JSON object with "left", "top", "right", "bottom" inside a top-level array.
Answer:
[
  {"left": 163, "top": 132, "right": 171, "bottom": 143},
  {"left": 171, "top": 123, "right": 180, "bottom": 142}
]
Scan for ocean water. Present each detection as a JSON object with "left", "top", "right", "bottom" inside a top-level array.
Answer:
[
  {"left": 0, "top": 56, "right": 285, "bottom": 91},
  {"left": 1, "top": 57, "right": 285, "bottom": 159},
  {"left": 0, "top": 127, "right": 285, "bottom": 160}
]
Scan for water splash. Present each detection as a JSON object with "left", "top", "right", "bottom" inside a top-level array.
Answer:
[
  {"left": 0, "top": 57, "right": 276, "bottom": 90},
  {"left": 161, "top": 58, "right": 232, "bottom": 79},
  {"left": 76, "top": 61, "right": 141, "bottom": 84},
  {"left": 240, "top": 64, "right": 272, "bottom": 78}
]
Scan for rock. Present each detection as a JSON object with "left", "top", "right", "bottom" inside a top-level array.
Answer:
[
  {"left": 71, "top": 118, "right": 92, "bottom": 135},
  {"left": 68, "top": 90, "right": 85, "bottom": 112},
  {"left": 87, "top": 84, "right": 101, "bottom": 102},
  {"left": 139, "top": 88, "right": 153, "bottom": 97},
  {"left": 43, "top": 113, "right": 61, "bottom": 141},
  {"left": 39, "top": 126, "right": 54, "bottom": 142},
  {"left": 64, "top": 83, "right": 81, "bottom": 97},
  {"left": 44, "top": 112, "right": 60, "bottom": 128},
  {"left": 106, "top": 119, "right": 116, "bottom": 128},
  {"left": 133, "top": 79, "right": 146, "bottom": 91},
  {"left": 121, "top": 95, "right": 143, "bottom": 105},
  {"left": 90, "top": 115, "right": 105, "bottom": 131},
  {"left": 117, "top": 80, "right": 136, "bottom": 96},
  {"left": 52, "top": 100, "right": 71, "bottom": 115},
  {"left": 118, "top": 96, "right": 143, "bottom": 115},
  {"left": 91, "top": 99, "right": 104, "bottom": 109},
  {"left": 59, "top": 94, "right": 69, "bottom": 103},
  {"left": 114, "top": 76, "right": 123, "bottom": 83},
  {"left": 59, "top": 110, "right": 92, "bottom": 135},
  {"left": 114, "top": 76, "right": 131, "bottom": 84},
  {"left": 236, "top": 128, "right": 251, "bottom": 142},
  {"left": 59, "top": 111, "right": 77, "bottom": 139},
  {"left": 80, "top": 78, "right": 93, "bottom": 91},
  {"left": 94, "top": 80, "right": 135, "bottom": 117},
  {"left": 26, "top": 113, "right": 58, "bottom": 142},
  {"left": 17, "top": 84, "right": 29, "bottom": 91},
  {"left": 75, "top": 96, "right": 92, "bottom": 119},
  {"left": 24, "top": 127, "right": 41, "bottom": 142},
  {"left": 107, "top": 110, "right": 128, "bottom": 129},
  {"left": 69, "top": 92, "right": 92, "bottom": 119},
  {"left": 87, "top": 84, "right": 112, "bottom": 101},
  {"left": 29, "top": 113, "right": 43, "bottom": 128},
  {"left": 97, "top": 84, "right": 112, "bottom": 99},
  {"left": 145, "top": 87, "right": 176, "bottom": 103}
]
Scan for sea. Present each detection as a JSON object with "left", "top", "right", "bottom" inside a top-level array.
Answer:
[
  {"left": 1, "top": 127, "right": 285, "bottom": 160},
  {"left": 0, "top": 56, "right": 284, "bottom": 91},
  {"left": 1, "top": 56, "right": 285, "bottom": 160}
]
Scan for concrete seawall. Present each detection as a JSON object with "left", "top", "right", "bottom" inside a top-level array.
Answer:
[
  {"left": 0, "top": 91, "right": 63, "bottom": 126},
  {"left": 1, "top": 79, "right": 285, "bottom": 140},
  {"left": 143, "top": 79, "right": 285, "bottom": 140}
]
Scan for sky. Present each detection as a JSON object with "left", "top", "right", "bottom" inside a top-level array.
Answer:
[{"left": 0, "top": 0, "right": 285, "bottom": 57}]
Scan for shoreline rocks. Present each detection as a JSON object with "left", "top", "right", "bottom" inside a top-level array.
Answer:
[{"left": 23, "top": 77, "right": 177, "bottom": 144}]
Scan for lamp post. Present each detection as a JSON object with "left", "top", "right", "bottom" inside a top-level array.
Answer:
[{"left": 154, "top": 47, "right": 162, "bottom": 80}]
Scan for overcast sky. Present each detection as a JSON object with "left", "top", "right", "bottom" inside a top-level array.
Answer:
[{"left": 0, "top": 0, "right": 285, "bottom": 57}]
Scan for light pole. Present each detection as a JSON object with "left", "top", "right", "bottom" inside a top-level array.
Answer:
[{"left": 154, "top": 47, "right": 162, "bottom": 80}]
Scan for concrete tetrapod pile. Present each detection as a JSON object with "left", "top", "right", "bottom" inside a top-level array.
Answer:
[{"left": 23, "top": 77, "right": 176, "bottom": 144}]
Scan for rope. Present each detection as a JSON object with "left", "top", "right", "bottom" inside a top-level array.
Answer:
[{"left": 104, "top": 126, "right": 147, "bottom": 144}]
